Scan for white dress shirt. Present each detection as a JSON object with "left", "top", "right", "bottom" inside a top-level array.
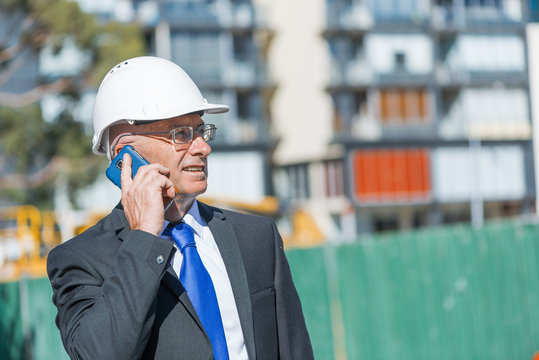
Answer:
[{"left": 161, "top": 200, "right": 248, "bottom": 360}]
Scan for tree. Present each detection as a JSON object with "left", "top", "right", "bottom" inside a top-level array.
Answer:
[{"left": 0, "top": 0, "right": 145, "bottom": 208}]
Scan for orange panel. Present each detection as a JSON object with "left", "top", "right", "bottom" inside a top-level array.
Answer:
[
  {"left": 355, "top": 151, "right": 375, "bottom": 198},
  {"left": 393, "top": 150, "right": 407, "bottom": 196},
  {"left": 378, "top": 151, "right": 393, "bottom": 198},
  {"left": 365, "top": 153, "right": 378, "bottom": 196},
  {"left": 407, "top": 150, "right": 425, "bottom": 195},
  {"left": 377, "top": 89, "right": 429, "bottom": 124},
  {"left": 353, "top": 149, "right": 431, "bottom": 203},
  {"left": 354, "top": 151, "right": 369, "bottom": 201},
  {"left": 380, "top": 91, "right": 390, "bottom": 122},
  {"left": 399, "top": 91, "right": 407, "bottom": 120},
  {"left": 418, "top": 91, "right": 427, "bottom": 121}
]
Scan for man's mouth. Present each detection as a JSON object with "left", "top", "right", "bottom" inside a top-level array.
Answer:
[{"left": 184, "top": 166, "right": 204, "bottom": 172}]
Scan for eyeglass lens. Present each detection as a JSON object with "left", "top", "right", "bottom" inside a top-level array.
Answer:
[
  {"left": 173, "top": 125, "right": 216, "bottom": 144},
  {"left": 173, "top": 127, "right": 193, "bottom": 143}
]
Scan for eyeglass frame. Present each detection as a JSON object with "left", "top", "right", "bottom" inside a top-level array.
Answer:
[{"left": 110, "top": 123, "right": 217, "bottom": 156}]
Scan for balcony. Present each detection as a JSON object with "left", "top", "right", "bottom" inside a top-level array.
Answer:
[
  {"left": 436, "top": 67, "right": 528, "bottom": 87},
  {"left": 211, "top": 116, "right": 270, "bottom": 146},
  {"left": 329, "top": 59, "right": 433, "bottom": 89},
  {"left": 431, "top": 3, "right": 524, "bottom": 31},
  {"left": 225, "top": 62, "right": 269, "bottom": 88},
  {"left": 326, "top": 3, "right": 374, "bottom": 31},
  {"left": 178, "top": 59, "right": 268, "bottom": 89},
  {"left": 160, "top": 1, "right": 218, "bottom": 25},
  {"left": 326, "top": 1, "right": 430, "bottom": 30},
  {"left": 329, "top": 59, "right": 373, "bottom": 88},
  {"left": 438, "top": 88, "right": 531, "bottom": 140},
  {"left": 333, "top": 108, "right": 437, "bottom": 143},
  {"left": 158, "top": 0, "right": 259, "bottom": 29},
  {"left": 332, "top": 86, "right": 436, "bottom": 143}
]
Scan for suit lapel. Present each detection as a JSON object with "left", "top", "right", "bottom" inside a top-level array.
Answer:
[
  {"left": 161, "top": 267, "right": 206, "bottom": 333},
  {"left": 199, "top": 202, "right": 256, "bottom": 360},
  {"left": 114, "top": 201, "right": 254, "bottom": 354},
  {"left": 115, "top": 206, "right": 206, "bottom": 334}
]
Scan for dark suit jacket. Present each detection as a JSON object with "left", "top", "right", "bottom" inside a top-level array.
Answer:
[{"left": 47, "top": 202, "right": 313, "bottom": 360}]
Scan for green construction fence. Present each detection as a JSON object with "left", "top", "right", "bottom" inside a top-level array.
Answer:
[{"left": 1, "top": 218, "right": 538, "bottom": 359}]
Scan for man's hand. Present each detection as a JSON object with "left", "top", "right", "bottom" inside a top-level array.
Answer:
[{"left": 120, "top": 153, "right": 176, "bottom": 235}]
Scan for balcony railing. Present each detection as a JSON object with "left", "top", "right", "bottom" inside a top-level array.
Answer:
[
  {"left": 326, "top": 3, "right": 374, "bottom": 30},
  {"left": 158, "top": 0, "right": 258, "bottom": 28},
  {"left": 222, "top": 59, "right": 269, "bottom": 88},
  {"left": 326, "top": 2, "right": 429, "bottom": 30},
  {"left": 178, "top": 59, "right": 268, "bottom": 88},
  {"left": 326, "top": 2, "right": 523, "bottom": 31},
  {"left": 211, "top": 116, "right": 270, "bottom": 145},
  {"left": 436, "top": 65, "right": 527, "bottom": 87},
  {"left": 329, "top": 59, "right": 433, "bottom": 88},
  {"left": 431, "top": 4, "right": 523, "bottom": 30},
  {"left": 333, "top": 111, "right": 437, "bottom": 143}
]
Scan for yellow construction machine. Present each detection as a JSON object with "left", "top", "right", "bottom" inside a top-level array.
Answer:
[{"left": 0, "top": 198, "right": 323, "bottom": 282}]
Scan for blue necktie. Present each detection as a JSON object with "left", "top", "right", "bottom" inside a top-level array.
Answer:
[{"left": 169, "top": 222, "right": 229, "bottom": 360}]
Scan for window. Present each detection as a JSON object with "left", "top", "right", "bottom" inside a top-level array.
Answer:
[
  {"left": 436, "top": 0, "right": 454, "bottom": 6},
  {"left": 432, "top": 146, "right": 526, "bottom": 201},
  {"left": 233, "top": 33, "right": 253, "bottom": 62},
  {"left": 394, "top": 52, "right": 406, "bottom": 71},
  {"left": 164, "top": 0, "right": 213, "bottom": 4},
  {"left": 279, "top": 165, "right": 310, "bottom": 201},
  {"left": 324, "top": 160, "right": 345, "bottom": 198},
  {"left": 170, "top": 32, "right": 221, "bottom": 83},
  {"left": 234, "top": 92, "right": 262, "bottom": 141},
  {"left": 369, "top": 0, "right": 424, "bottom": 20},
  {"left": 378, "top": 89, "right": 429, "bottom": 125},
  {"left": 236, "top": 92, "right": 251, "bottom": 120},
  {"left": 444, "top": 35, "right": 525, "bottom": 72},
  {"left": 332, "top": 91, "right": 368, "bottom": 134},
  {"left": 464, "top": 0, "right": 501, "bottom": 7},
  {"left": 439, "top": 87, "right": 530, "bottom": 139}
]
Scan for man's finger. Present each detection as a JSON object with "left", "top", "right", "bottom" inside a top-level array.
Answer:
[
  {"left": 120, "top": 153, "right": 133, "bottom": 194},
  {"left": 162, "top": 183, "right": 177, "bottom": 200}
]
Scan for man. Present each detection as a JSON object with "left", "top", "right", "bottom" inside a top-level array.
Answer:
[{"left": 47, "top": 56, "right": 313, "bottom": 360}]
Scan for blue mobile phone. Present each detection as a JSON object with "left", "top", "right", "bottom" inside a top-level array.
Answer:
[{"left": 106, "top": 145, "right": 150, "bottom": 188}]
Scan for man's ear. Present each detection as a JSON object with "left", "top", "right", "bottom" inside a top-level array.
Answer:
[{"left": 113, "top": 143, "right": 125, "bottom": 158}]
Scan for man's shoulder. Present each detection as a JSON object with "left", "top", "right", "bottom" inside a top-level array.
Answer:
[
  {"left": 198, "top": 202, "right": 279, "bottom": 244},
  {"left": 52, "top": 205, "right": 126, "bottom": 254},
  {"left": 199, "top": 201, "right": 275, "bottom": 227}
]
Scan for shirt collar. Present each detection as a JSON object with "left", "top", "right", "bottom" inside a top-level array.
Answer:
[
  {"left": 182, "top": 199, "right": 206, "bottom": 238},
  {"left": 161, "top": 199, "right": 206, "bottom": 239}
]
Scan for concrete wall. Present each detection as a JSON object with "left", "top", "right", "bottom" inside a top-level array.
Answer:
[{"left": 255, "top": 0, "right": 335, "bottom": 165}]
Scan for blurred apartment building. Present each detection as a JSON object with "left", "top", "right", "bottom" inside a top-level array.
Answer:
[
  {"left": 258, "top": 0, "right": 539, "bottom": 239},
  {"left": 4, "top": 0, "right": 539, "bottom": 241},
  {"left": 124, "top": 0, "right": 539, "bottom": 239}
]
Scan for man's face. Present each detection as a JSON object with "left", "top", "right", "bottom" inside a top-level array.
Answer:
[{"left": 113, "top": 113, "right": 211, "bottom": 198}]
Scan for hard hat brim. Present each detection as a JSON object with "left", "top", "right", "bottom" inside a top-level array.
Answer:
[
  {"left": 92, "top": 102, "right": 229, "bottom": 156},
  {"left": 202, "top": 103, "right": 229, "bottom": 114}
]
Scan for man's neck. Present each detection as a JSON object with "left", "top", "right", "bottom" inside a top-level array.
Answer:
[{"left": 165, "top": 195, "right": 196, "bottom": 223}]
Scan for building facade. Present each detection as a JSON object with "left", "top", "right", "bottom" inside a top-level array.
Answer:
[
  {"left": 51, "top": 0, "right": 538, "bottom": 241},
  {"left": 269, "top": 0, "right": 536, "bottom": 239}
]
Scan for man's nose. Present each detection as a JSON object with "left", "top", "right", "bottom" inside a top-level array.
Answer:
[{"left": 189, "top": 134, "right": 211, "bottom": 156}]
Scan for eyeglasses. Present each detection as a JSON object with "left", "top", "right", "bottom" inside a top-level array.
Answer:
[{"left": 111, "top": 124, "right": 217, "bottom": 154}]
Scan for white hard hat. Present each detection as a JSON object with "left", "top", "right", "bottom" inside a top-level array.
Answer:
[{"left": 92, "top": 56, "right": 229, "bottom": 157}]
